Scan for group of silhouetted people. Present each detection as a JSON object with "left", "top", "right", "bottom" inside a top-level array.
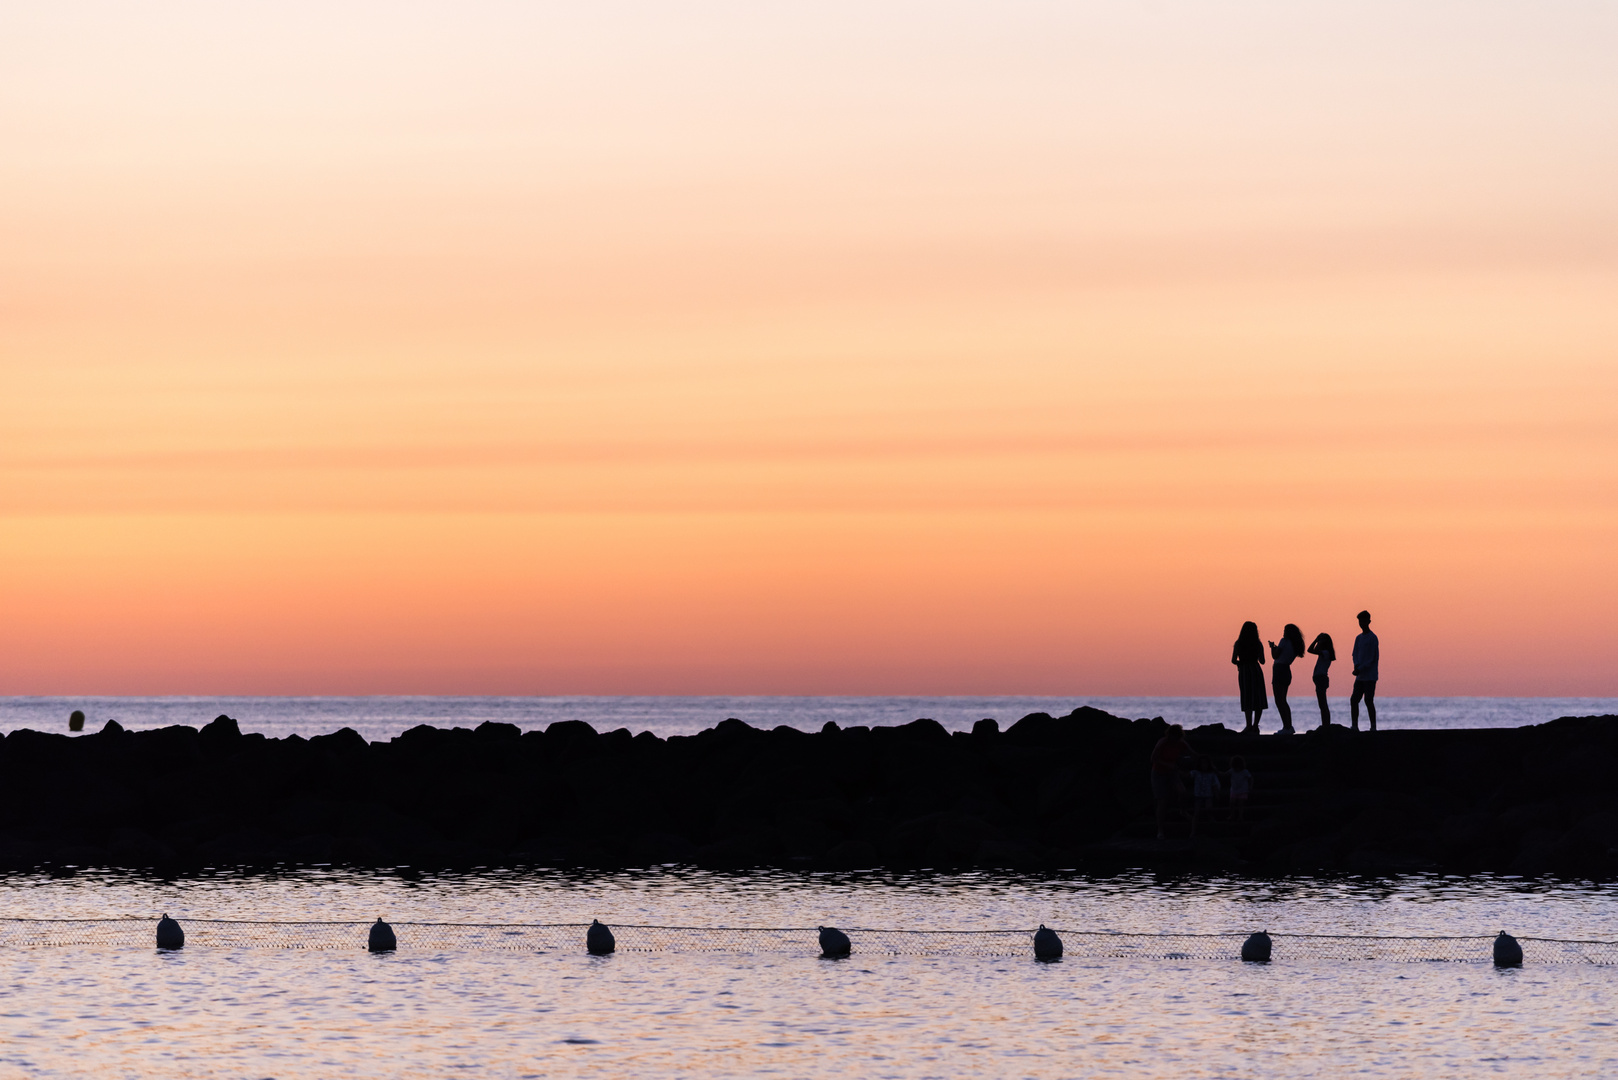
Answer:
[
  {"left": 1232, "top": 610, "right": 1379, "bottom": 735},
  {"left": 1148, "top": 723, "right": 1254, "bottom": 840}
]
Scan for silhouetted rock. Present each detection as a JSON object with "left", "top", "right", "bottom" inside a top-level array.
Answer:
[
  {"left": 0, "top": 708, "right": 1608, "bottom": 874},
  {"left": 1033, "top": 924, "right": 1062, "bottom": 960},
  {"left": 156, "top": 914, "right": 184, "bottom": 949},
  {"left": 200, "top": 714, "right": 241, "bottom": 742},
  {"left": 1241, "top": 931, "right": 1272, "bottom": 962},
  {"left": 819, "top": 926, "right": 851, "bottom": 958},
  {"left": 368, "top": 918, "right": 397, "bottom": 953},
  {"left": 1493, "top": 931, "right": 1523, "bottom": 967},
  {"left": 587, "top": 919, "right": 615, "bottom": 955}
]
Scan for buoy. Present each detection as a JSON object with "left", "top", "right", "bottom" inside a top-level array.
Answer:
[
  {"left": 1493, "top": 931, "right": 1523, "bottom": 968},
  {"left": 156, "top": 914, "right": 184, "bottom": 950},
  {"left": 586, "top": 919, "right": 615, "bottom": 955},
  {"left": 1240, "top": 931, "right": 1271, "bottom": 962},
  {"left": 1033, "top": 924, "right": 1063, "bottom": 960},
  {"left": 818, "top": 926, "right": 851, "bottom": 958},
  {"left": 68, "top": 710, "right": 85, "bottom": 733},
  {"left": 368, "top": 917, "right": 397, "bottom": 953}
]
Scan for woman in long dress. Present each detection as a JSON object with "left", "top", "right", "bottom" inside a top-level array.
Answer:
[
  {"left": 1268, "top": 623, "right": 1306, "bottom": 734},
  {"left": 1232, "top": 621, "right": 1267, "bottom": 733}
]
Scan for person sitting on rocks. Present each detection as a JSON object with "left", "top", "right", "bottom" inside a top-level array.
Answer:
[
  {"left": 1188, "top": 755, "right": 1221, "bottom": 838},
  {"left": 1228, "top": 755, "right": 1253, "bottom": 822},
  {"left": 1149, "top": 724, "right": 1194, "bottom": 840}
]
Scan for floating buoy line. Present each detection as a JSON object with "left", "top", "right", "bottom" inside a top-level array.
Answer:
[{"left": 0, "top": 918, "right": 1611, "bottom": 964}]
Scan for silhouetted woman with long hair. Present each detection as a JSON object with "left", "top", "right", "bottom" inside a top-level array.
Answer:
[
  {"left": 1232, "top": 621, "right": 1267, "bottom": 733},
  {"left": 1268, "top": 623, "right": 1306, "bottom": 734},
  {"left": 1308, "top": 631, "right": 1336, "bottom": 726}
]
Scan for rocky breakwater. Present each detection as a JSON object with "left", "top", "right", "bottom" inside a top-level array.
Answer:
[{"left": 0, "top": 709, "right": 1613, "bottom": 875}]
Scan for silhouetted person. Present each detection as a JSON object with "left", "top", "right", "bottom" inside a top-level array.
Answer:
[
  {"left": 1268, "top": 623, "right": 1305, "bottom": 734},
  {"left": 1307, "top": 632, "right": 1336, "bottom": 726},
  {"left": 1188, "top": 755, "right": 1220, "bottom": 837},
  {"left": 1150, "top": 724, "right": 1193, "bottom": 840},
  {"left": 1232, "top": 621, "right": 1267, "bottom": 733},
  {"left": 1351, "top": 610, "right": 1378, "bottom": 731},
  {"left": 1228, "top": 755, "right": 1252, "bottom": 821}
]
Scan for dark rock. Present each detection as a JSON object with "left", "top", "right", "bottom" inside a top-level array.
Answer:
[
  {"left": 0, "top": 709, "right": 1609, "bottom": 874},
  {"left": 156, "top": 914, "right": 184, "bottom": 950},
  {"left": 586, "top": 919, "right": 615, "bottom": 955},
  {"left": 818, "top": 926, "right": 851, "bottom": 958},
  {"left": 972, "top": 718, "right": 999, "bottom": 739},
  {"left": 544, "top": 720, "right": 599, "bottom": 750},
  {"left": 368, "top": 918, "right": 397, "bottom": 952},
  {"left": 1033, "top": 924, "right": 1062, "bottom": 960},
  {"left": 1241, "top": 931, "right": 1271, "bottom": 962},
  {"left": 199, "top": 714, "right": 241, "bottom": 743}
]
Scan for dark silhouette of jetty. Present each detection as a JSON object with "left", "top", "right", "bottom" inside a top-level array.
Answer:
[{"left": 0, "top": 709, "right": 1614, "bottom": 876}]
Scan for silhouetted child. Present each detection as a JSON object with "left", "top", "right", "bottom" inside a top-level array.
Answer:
[
  {"left": 1188, "top": 755, "right": 1221, "bottom": 837},
  {"left": 1228, "top": 755, "right": 1252, "bottom": 822}
]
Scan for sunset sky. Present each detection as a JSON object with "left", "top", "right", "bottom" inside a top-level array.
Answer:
[{"left": 2, "top": 1, "right": 1615, "bottom": 695}]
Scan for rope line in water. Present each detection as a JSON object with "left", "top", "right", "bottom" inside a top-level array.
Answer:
[{"left": 0, "top": 918, "right": 1614, "bottom": 962}]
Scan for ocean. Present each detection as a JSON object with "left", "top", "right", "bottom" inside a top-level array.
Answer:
[
  {"left": 0, "top": 868, "right": 1614, "bottom": 1078},
  {"left": 2, "top": 695, "right": 1615, "bottom": 743}
]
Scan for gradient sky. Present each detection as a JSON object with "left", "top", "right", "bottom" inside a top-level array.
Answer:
[{"left": 2, "top": 1, "right": 1615, "bottom": 695}]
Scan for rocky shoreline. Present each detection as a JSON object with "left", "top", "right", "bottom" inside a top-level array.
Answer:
[{"left": 0, "top": 708, "right": 1614, "bottom": 876}]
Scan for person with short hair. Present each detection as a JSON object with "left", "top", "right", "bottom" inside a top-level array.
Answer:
[
  {"left": 1350, "top": 610, "right": 1379, "bottom": 732},
  {"left": 1307, "top": 632, "right": 1336, "bottom": 726},
  {"left": 1149, "top": 724, "right": 1193, "bottom": 840},
  {"left": 1232, "top": 621, "right": 1267, "bottom": 734}
]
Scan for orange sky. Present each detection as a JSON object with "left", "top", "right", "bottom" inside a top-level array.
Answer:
[{"left": 2, "top": 2, "right": 1615, "bottom": 695}]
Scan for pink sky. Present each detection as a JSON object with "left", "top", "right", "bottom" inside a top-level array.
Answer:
[{"left": 2, "top": 2, "right": 1615, "bottom": 694}]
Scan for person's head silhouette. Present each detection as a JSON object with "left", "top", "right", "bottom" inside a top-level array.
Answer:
[{"left": 1357, "top": 610, "right": 1371, "bottom": 631}]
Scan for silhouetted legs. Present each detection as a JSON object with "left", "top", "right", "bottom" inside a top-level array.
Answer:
[
  {"left": 1243, "top": 709, "right": 1264, "bottom": 734},
  {"left": 1315, "top": 678, "right": 1331, "bottom": 725},
  {"left": 1274, "top": 685, "right": 1294, "bottom": 733},
  {"left": 1350, "top": 680, "right": 1376, "bottom": 731}
]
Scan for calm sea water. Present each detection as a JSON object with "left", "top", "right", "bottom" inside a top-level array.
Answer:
[
  {"left": 2, "top": 695, "right": 1616, "bottom": 742},
  {"left": 0, "top": 868, "right": 1614, "bottom": 1078}
]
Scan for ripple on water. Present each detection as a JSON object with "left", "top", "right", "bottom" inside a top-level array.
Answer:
[{"left": 0, "top": 868, "right": 1613, "bottom": 1078}]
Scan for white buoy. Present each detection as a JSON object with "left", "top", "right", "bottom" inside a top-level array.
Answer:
[
  {"left": 1493, "top": 931, "right": 1523, "bottom": 967},
  {"left": 1033, "top": 924, "right": 1063, "bottom": 960},
  {"left": 156, "top": 914, "right": 184, "bottom": 950},
  {"left": 368, "top": 917, "right": 397, "bottom": 953},
  {"left": 587, "top": 919, "right": 616, "bottom": 955},
  {"left": 818, "top": 926, "right": 851, "bottom": 958},
  {"left": 1240, "top": 931, "right": 1271, "bottom": 962}
]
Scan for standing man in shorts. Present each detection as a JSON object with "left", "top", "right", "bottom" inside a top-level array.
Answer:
[{"left": 1351, "top": 610, "right": 1379, "bottom": 732}]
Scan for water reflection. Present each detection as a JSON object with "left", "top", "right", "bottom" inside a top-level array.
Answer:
[{"left": 0, "top": 869, "right": 1612, "bottom": 1078}]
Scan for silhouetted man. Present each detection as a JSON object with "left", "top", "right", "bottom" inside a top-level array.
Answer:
[{"left": 1350, "top": 610, "right": 1378, "bottom": 732}]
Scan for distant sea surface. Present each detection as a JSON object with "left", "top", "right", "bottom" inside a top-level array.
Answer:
[{"left": 2, "top": 695, "right": 1615, "bottom": 743}]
